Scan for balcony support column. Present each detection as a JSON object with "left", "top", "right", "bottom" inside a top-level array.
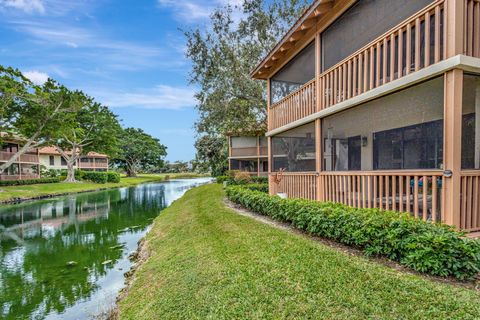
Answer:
[
  {"left": 315, "top": 31, "right": 323, "bottom": 201},
  {"left": 443, "top": 69, "right": 463, "bottom": 228}
]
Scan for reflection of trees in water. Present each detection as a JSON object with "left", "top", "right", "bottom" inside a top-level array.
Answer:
[{"left": 0, "top": 184, "right": 167, "bottom": 319}]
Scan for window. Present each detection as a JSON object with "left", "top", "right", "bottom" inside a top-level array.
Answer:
[
  {"left": 49, "top": 155, "right": 54, "bottom": 166},
  {"left": 270, "top": 41, "right": 315, "bottom": 104},
  {"left": 321, "top": 0, "right": 435, "bottom": 71},
  {"left": 230, "top": 159, "right": 257, "bottom": 172},
  {"left": 462, "top": 74, "right": 480, "bottom": 169},
  {"left": 0, "top": 143, "right": 19, "bottom": 153},
  {"left": 80, "top": 158, "right": 90, "bottom": 163},
  {"left": 322, "top": 77, "right": 444, "bottom": 171},
  {"left": 272, "top": 122, "right": 316, "bottom": 172},
  {"left": 61, "top": 157, "right": 67, "bottom": 166},
  {"left": 373, "top": 120, "right": 443, "bottom": 170},
  {"left": 95, "top": 158, "right": 107, "bottom": 163}
]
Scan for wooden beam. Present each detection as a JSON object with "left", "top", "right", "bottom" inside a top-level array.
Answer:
[
  {"left": 301, "top": 18, "right": 317, "bottom": 30},
  {"left": 314, "top": 1, "right": 334, "bottom": 16},
  {"left": 443, "top": 69, "right": 463, "bottom": 228}
]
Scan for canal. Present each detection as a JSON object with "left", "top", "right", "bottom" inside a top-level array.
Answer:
[{"left": 0, "top": 178, "right": 212, "bottom": 319}]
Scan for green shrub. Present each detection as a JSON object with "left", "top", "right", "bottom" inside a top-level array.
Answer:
[
  {"left": 80, "top": 171, "right": 108, "bottom": 184},
  {"left": 242, "top": 183, "right": 269, "bottom": 193},
  {"left": 107, "top": 172, "right": 121, "bottom": 183},
  {"left": 215, "top": 175, "right": 230, "bottom": 184},
  {"left": 225, "top": 185, "right": 480, "bottom": 280},
  {"left": 251, "top": 176, "right": 268, "bottom": 184},
  {"left": 0, "top": 177, "right": 60, "bottom": 186}
]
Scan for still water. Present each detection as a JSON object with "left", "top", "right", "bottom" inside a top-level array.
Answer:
[{"left": 0, "top": 178, "right": 212, "bottom": 319}]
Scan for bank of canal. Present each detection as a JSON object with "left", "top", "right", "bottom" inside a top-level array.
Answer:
[{"left": 0, "top": 178, "right": 212, "bottom": 319}]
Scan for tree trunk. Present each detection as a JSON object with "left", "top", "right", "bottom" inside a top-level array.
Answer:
[
  {"left": 64, "top": 160, "right": 77, "bottom": 182},
  {"left": 127, "top": 167, "right": 137, "bottom": 177}
]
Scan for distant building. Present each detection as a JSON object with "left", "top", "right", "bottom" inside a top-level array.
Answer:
[
  {"left": 0, "top": 133, "right": 40, "bottom": 180},
  {"left": 227, "top": 133, "right": 268, "bottom": 177},
  {"left": 39, "top": 146, "right": 109, "bottom": 172}
]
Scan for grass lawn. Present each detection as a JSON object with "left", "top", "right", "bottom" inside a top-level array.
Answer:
[
  {"left": 118, "top": 184, "right": 480, "bottom": 320},
  {"left": 0, "top": 173, "right": 207, "bottom": 203}
]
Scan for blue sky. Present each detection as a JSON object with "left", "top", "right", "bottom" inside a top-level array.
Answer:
[{"left": 0, "top": 0, "right": 237, "bottom": 161}]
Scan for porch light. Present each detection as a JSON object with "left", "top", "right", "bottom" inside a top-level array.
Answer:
[{"left": 361, "top": 136, "right": 368, "bottom": 147}]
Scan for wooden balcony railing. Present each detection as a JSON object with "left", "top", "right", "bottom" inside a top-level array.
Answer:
[
  {"left": 0, "top": 174, "right": 39, "bottom": 181},
  {"left": 259, "top": 146, "right": 268, "bottom": 156},
  {"left": 0, "top": 151, "right": 39, "bottom": 163},
  {"left": 464, "top": 0, "right": 480, "bottom": 58},
  {"left": 319, "top": 1, "right": 445, "bottom": 110},
  {"left": 270, "top": 172, "right": 317, "bottom": 200},
  {"left": 269, "top": 79, "right": 316, "bottom": 130},
  {"left": 230, "top": 147, "right": 259, "bottom": 157},
  {"left": 460, "top": 171, "right": 480, "bottom": 232},
  {"left": 78, "top": 162, "right": 108, "bottom": 168},
  {"left": 319, "top": 171, "right": 444, "bottom": 222}
]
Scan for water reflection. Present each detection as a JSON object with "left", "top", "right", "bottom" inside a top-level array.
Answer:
[{"left": 0, "top": 178, "right": 211, "bottom": 319}]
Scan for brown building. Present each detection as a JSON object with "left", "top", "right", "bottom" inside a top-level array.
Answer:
[
  {"left": 252, "top": 0, "right": 480, "bottom": 234},
  {"left": 39, "top": 147, "right": 109, "bottom": 172},
  {"left": 0, "top": 134, "right": 40, "bottom": 180},
  {"left": 228, "top": 134, "right": 268, "bottom": 177}
]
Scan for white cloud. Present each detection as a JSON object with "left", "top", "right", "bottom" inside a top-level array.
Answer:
[
  {"left": 92, "top": 85, "right": 197, "bottom": 110},
  {"left": 9, "top": 21, "right": 166, "bottom": 70},
  {"left": 158, "top": 0, "right": 243, "bottom": 22},
  {"left": 1, "top": 0, "right": 45, "bottom": 13},
  {"left": 23, "top": 70, "right": 49, "bottom": 84},
  {"left": 157, "top": 0, "right": 210, "bottom": 21}
]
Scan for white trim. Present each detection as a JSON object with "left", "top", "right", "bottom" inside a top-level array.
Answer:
[{"left": 266, "top": 55, "right": 480, "bottom": 136}]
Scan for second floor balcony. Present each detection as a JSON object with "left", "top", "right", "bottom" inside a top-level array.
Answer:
[{"left": 267, "top": 0, "right": 480, "bottom": 131}]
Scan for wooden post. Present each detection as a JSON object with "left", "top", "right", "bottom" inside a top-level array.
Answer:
[
  {"left": 442, "top": 0, "right": 465, "bottom": 228},
  {"left": 315, "top": 31, "right": 323, "bottom": 201},
  {"left": 228, "top": 136, "right": 232, "bottom": 171},
  {"left": 445, "top": 0, "right": 465, "bottom": 58},
  {"left": 257, "top": 136, "right": 260, "bottom": 177},
  {"left": 443, "top": 69, "right": 463, "bottom": 227},
  {"left": 268, "top": 136, "right": 273, "bottom": 195}
]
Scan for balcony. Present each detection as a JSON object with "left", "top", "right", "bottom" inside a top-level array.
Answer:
[
  {"left": 0, "top": 151, "right": 39, "bottom": 163},
  {"left": 78, "top": 161, "right": 108, "bottom": 169},
  {"left": 230, "top": 147, "right": 267, "bottom": 158},
  {"left": 269, "top": 0, "right": 452, "bottom": 131}
]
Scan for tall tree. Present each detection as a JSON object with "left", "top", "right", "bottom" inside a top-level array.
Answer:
[
  {"left": 53, "top": 92, "right": 122, "bottom": 182},
  {"left": 184, "top": 0, "right": 307, "bottom": 173},
  {"left": 113, "top": 128, "right": 167, "bottom": 177},
  {"left": 0, "top": 66, "right": 76, "bottom": 173}
]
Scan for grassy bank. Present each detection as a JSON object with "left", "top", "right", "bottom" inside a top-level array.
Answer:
[
  {"left": 0, "top": 173, "right": 207, "bottom": 203},
  {"left": 117, "top": 184, "right": 480, "bottom": 319}
]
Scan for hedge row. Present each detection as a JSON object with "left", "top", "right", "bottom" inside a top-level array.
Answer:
[
  {"left": 226, "top": 185, "right": 480, "bottom": 280},
  {"left": 216, "top": 175, "right": 268, "bottom": 185},
  {"left": 241, "top": 183, "right": 269, "bottom": 193},
  {"left": 0, "top": 177, "right": 60, "bottom": 186},
  {"left": 76, "top": 170, "right": 120, "bottom": 184}
]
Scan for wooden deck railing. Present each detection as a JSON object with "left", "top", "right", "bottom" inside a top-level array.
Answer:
[
  {"left": 319, "top": 171, "right": 444, "bottom": 222},
  {"left": 0, "top": 174, "right": 39, "bottom": 181},
  {"left": 230, "top": 147, "right": 260, "bottom": 157},
  {"left": 270, "top": 172, "right": 317, "bottom": 200},
  {"left": 460, "top": 171, "right": 480, "bottom": 232},
  {"left": 269, "top": 79, "right": 316, "bottom": 130},
  {"left": 319, "top": 1, "right": 445, "bottom": 110},
  {"left": 464, "top": 0, "right": 480, "bottom": 58},
  {"left": 259, "top": 146, "right": 268, "bottom": 156},
  {"left": 78, "top": 162, "right": 108, "bottom": 169},
  {"left": 0, "top": 151, "right": 39, "bottom": 163}
]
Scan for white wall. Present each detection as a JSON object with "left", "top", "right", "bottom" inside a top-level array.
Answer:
[{"left": 40, "top": 155, "right": 77, "bottom": 170}]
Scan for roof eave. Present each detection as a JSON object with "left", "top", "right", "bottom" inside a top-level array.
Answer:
[{"left": 250, "top": 0, "right": 335, "bottom": 80}]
